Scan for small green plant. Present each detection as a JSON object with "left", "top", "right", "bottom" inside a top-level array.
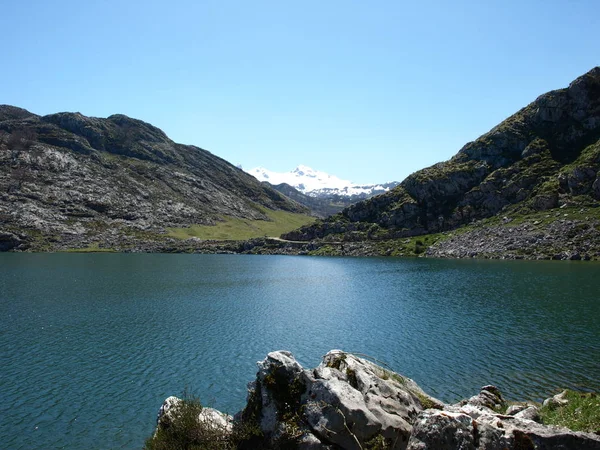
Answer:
[
  {"left": 415, "top": 392, "right": 442, "bottom": 410},
  {"left": 540, "top": 390, "right": 600, "bottom": 433},
  {"left": 146, "top": 391, "right": 221, "bottom": 450},
  {"left": 363, "top": 433, "right": 389, "bottom": 449},
  {"left": 326, "top": 352, "right": 347, "bottom": 370},
  {"left": 144, "top": 390, "right": 253, "bottom": 450}
]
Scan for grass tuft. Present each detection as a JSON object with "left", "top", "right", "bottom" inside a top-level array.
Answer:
[{"left": 540, "top": 390, "right": 600, "bottom": 433}]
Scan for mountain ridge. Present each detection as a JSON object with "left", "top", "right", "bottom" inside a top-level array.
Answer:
[
  {"left": 0, "top": 106, "right": 308, "bottom": 251},
  {"left": 248, "top": 164, "right": 399, "bottom": 218},
  {"left": 246, "top": 164, "right": 399, "bottom": 198},
  {"left": 269, "top": 67, "right": 600, "bottom": 259}
]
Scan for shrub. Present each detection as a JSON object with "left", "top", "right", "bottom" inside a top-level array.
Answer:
[{"left": 145, "top": 392, "right": 233, "bottom": 450}]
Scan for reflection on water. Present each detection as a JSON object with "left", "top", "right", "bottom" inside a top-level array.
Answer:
[{"left": 1, "top": 254, "right": 599, "bottom": 449}]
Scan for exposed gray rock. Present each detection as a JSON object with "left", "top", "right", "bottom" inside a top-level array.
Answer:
[
  {"left": 156, "top": 396, "right": 181, "bottom": 430},
  {"left": 153, "top": 352, "right": 600, "bottom": 449},
  {"left": 407, "top": 409, "right": 480, "bottom": 450},
  {"left": 542, "top": 390, "right": 570, "bottom": 409},
  {"left": 506, "top": 404, "right": 529, "bottom": 415},
  {"left": 0, "top": 231, "right": 22, "bottom": 251},
  {"left": 513, "top": 405, "right": 540, "bottom": 423},
  {"left": 237, "top": 350, "right": 441, "bottom": 449},
  {"left": 464, "top": 385, "right": 504, "bottom": 410},
  {"left": 408, "top": 402, "right": 600, "bottom": 450},
  {"left": 198, "top": 407, "right": 234, "bottom": 434}
]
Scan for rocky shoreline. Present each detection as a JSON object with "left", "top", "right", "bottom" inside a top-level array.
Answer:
[
  {"left": 149, "top": 350, "right": 600, "bottom": 449},
  {"left": 2, "top": 204, "right": 599, "bottom": 260}
]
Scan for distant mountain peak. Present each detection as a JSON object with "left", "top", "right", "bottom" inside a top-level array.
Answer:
[{"left": 246, "top": 165, "right": 398, "bottom": 198}]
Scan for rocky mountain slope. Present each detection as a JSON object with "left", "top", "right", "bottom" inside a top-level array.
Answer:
[
  {"left": 276, "top": 67, "right": 600, "bottom": 260},
  {"left": 0, "top": 106, "right": 306, "bottom": 251}
]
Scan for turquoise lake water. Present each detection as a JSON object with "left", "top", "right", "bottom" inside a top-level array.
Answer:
[{"left": 1, "top": 254, "right": 599, "bottom": 449}]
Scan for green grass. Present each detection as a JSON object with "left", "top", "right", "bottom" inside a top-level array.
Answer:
[
  {"left": 540, "top": 390, "right": 600, "bottom": 433},
  {"left": 167, "top": 209, "right": 316, "bottom": 241},
  {"left": 64, "top": 242, "right": 115, "bottom": 253}
]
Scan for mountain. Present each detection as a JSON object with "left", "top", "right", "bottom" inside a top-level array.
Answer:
[
  {"left": 247, "top": 165, "right": 398, "bottom": 198},
  {"left": 258, "top": 182, "right": 347, "bottom": 218},
  {"left": 275, "top": 67, "right": 600, "bottom": 260},
  {"left": 247, "top": 165, "right": 399, "bottom": 217},
  {"left": 0, "top": 106, "right": 307, "bottom": 251}
]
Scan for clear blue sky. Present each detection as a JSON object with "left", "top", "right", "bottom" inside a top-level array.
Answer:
[{"left": 2, "top": 0, "right": 598, "bottom": 184}]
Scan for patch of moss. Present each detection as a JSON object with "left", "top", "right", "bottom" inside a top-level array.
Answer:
[
  {"left": 415, "top": 392, "right": 442, "bottom": 410},
  {"left": 308, "top": 245, "right": 340, "bottom": 256},
  {"left": 363, "top": 433, "right": 390, "bottom": 449},
  {"left": 326, "top": 353, "right": 347, "bottom": 370}
]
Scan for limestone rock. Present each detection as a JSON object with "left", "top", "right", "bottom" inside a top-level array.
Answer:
[
  {"left": 513, "top": 405, "right": 540, "bottom": 422},
  {"left": 542, "top": 390, "right": 570, "bottom": 409},
  {"left": 198, "top": 407, "right": 234, "bottom": 434},
  {"left": 506, "top": 404, "right": 528, "bottom": 415},
  {"left": 239, "top": 350, "right": 442, "bottom": 449},
  {"left": 464, "top": 385, "right": 504, "bottom": 410},
  {"left": 409, "top": 390, "right": 600, "bottom": 450},
  {"left": 153, "top": 352, "right": 600, "bottom": 449},
  {"left": 156, "top": 396, "right": 182, "bottom": 430}
]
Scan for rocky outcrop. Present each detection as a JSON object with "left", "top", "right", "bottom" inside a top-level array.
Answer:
[
  {"left": 0, "top": 230, "right": 24, "bottom": 251},
  {"left": 281, "top": 67, "right": 600, "bottom": 254},
  {"left": 407, "top": 386, "right": 600, "bottom": 450},
  {"left": 152, "top": 351, "right": 600, "bottom": 449},
  {"left": 237, "top": 350, "right": 441, "bottom": 449}
]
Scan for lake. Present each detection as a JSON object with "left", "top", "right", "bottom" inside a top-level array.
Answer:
[{"left": 1, "top": 254, "right": 599, "bottom": 449}]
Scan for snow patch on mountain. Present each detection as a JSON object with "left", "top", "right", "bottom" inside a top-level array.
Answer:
[{"left": 246, "top": 165, "right": 398, "bottom": 198}]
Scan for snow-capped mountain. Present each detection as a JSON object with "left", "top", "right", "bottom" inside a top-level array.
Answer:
[{"left": 246, "top": 165, "right": 398, "bottom": 198}]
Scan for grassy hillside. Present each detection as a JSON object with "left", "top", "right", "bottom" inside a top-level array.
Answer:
[{"left": 167, "top": 209, "right": 316, "bottom": 241}]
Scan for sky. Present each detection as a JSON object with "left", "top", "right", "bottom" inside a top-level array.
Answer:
[{"left": 2, "top": 0, "right": 598, "bottom": 184}]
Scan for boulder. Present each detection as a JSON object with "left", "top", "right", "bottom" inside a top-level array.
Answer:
[
  {"left": 506, "top": 404, "right": 528, "bottom": 415},
  {"left": 463, "top": 385, "right": 505, "bottom": 410},
  {"left": 513, "top": 406, "right": 540, "bottom": 422},
  {"left": 542, "top": 390, "right": 570, "bottom": 409}
]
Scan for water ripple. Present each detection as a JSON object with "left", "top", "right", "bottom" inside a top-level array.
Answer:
[{"left": 1, "top": 254, "right": 599, "bottom": 449}]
